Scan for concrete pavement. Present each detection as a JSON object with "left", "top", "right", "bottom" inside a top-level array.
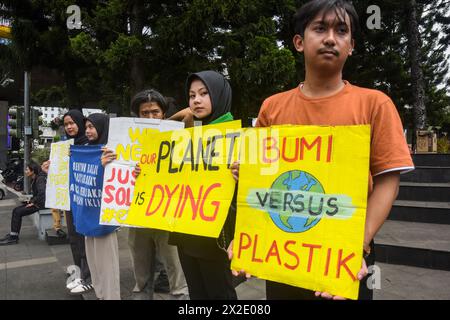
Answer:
[
  {"left": 0, "top": 191, "right": 265, "bottom": 300},
  {"left": 1, "top": 191, "right": 449, "bottom": 300},
  {"left": 0, "top": 192, "right": 80, "bottom": 300}
]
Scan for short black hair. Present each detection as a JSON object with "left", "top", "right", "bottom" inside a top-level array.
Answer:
[
  {"left": 130, "top": 89, "right": 168, "bottom": 116},
  {"left": 293, "top": 0, "right": 359, "bottom": 38}
]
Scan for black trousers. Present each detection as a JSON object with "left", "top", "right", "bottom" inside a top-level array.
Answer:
[
  {"left": 178, "top": 248, "right": 237, "bottom": 300},
  {"left": 65, "top": 211, "right": 91, "bottom": 282},
  {"left": 266, "top": 242, "right": 376, "bottom": 300},
  {"left": 11, "top": 204, "right": 39, "bottom": 234}
]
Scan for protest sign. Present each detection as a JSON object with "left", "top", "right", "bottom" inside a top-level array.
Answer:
[
  {"left": 45, "top": 139, "right": 73, "bottom": 210},
  {"left": 100, "top": 117, "right": 184, "bottom": 226},
  {"left": 106, "top": 117, "right": 185, "bottom": 164},
  {"left": 231, "top": 125, "right": 370, "bottom": 299},
  {"left": 70, "top": 145, "right": 116, "bottom": 236},
  {"left": 126, "top": 121, "right": 241, "bottom": 237}
]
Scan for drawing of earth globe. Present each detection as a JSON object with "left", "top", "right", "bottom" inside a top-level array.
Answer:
[{"left": 269, "top": 170, "right": 325, "bottom": 233}]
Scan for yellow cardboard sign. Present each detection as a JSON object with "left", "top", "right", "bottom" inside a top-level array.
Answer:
[
  {"left": 231, "top": 125, "right": 370, "bottom": 300},
  {"left": 126, "top": 121, "right": 241, "bottom": 238},
  {"left": 99, "top": 117, "right": 184, "bottom": 226},
  {"left": 45, "top": 139, "right": 74, "bottom": 211}
]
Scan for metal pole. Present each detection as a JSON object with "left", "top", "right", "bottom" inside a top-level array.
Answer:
[{"left": 23, "top": 71, "right": 30, "bottom": 194}]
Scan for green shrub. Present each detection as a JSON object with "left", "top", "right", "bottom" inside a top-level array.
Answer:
[
  {"left": 31, "top": 147, "right": 50, "bottom": 164},
  {"left": 437, "top": 137, "right": 450, "bottom": 153}
]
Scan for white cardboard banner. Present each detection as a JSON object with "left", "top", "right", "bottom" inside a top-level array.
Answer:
[{"left": 106, "top": 117, "right": 185, "bottom": 165}]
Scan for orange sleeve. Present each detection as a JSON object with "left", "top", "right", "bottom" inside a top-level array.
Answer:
[
  {"left": 370, "top": 99, "right": 414, "bottom": 176},
  {"left": 255, "top": 100, "right": 270, "bottom": 128}
]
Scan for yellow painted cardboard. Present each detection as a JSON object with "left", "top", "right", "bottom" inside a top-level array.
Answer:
[
  {"left": 231, "top": 125, "right": 370, "bottom": 300},
  {"left": 126, "top": 121, "right": 241, "bottom": 238},
  {"left": 45, "top": 139, "right": 74, "bottom": 211}
]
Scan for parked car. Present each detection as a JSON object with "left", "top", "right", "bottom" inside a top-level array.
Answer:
[{"left": 0, "top": 180, "right": 7, "bottom": 200}]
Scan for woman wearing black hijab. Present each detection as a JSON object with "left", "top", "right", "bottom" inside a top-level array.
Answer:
[
  {"left": 82, "top": 113, "right": 120, "bottom": 300},
  {"left": 85, "top": 113, "right": 109, "bottom": 145},
  {"left": 168, "top": 71, "right": 233, "bottom": 126},
  {"left": 169, "top": 70, "right": 238, "bottom": 300},
  {"left": 63, "top": 109, "right": 89, "bottom": 145},
  {"left": 62, "top": 109, "right": 93, "bottom": 294}
]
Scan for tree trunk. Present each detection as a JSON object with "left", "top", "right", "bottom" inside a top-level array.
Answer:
[
  {"left": 129, "top": 0, "right": 145, "bottom": 99},
  {"left": 64, "top": 68, "right": 81, "bottom": 110},
  {"left": 407, "top": 0, "right": 426, "bottom": 131}
]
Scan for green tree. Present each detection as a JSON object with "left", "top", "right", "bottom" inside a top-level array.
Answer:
[
  {"left": 145, "top": 0, "right": 297, "bottom": 120},
  {"left": 2, "top": 0, "right": 449, "bottom": 130},
  {"left": 420, "top": 0, "right": 450, "bottom": 132},
  {"left": 31, "top": 147, "right": 50, "bottom": 164}
]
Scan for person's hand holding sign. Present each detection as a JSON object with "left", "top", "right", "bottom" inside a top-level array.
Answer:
[
  {"left": 101, "top": 147, "right": 117, "bottom": 167},
  {"left": 134, "top": 163, "right": 141, "bottom": 178},
  {"left": 314, "top": 257, "right": 369, "bottom": 300},
  {"left": 227, "top": 240, "right": 252, "bottom": 279},
  {"left": 231, "top": 161, "right": 239, "bottom": 182},
  {"left": 229, "top": 161, "right": 251, "bottom": 279}
]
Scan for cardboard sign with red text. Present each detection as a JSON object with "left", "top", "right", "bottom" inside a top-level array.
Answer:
[
  {"left": 231, "top": 125, "right": 370, "bottom": 300},
  {"left": 100, "top": 117, "right": 184, "bottom": 226},
  {"left": 126, "top": 121, "right": 241, "bottom": 237}
]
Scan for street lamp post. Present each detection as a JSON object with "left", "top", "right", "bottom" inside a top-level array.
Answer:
[{"left": 23, "top": 71, "right": 31, "bottom": 194}]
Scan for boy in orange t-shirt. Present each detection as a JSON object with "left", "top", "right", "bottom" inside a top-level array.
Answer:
[{"left": 230, "top": 0, "right": 414, "bottom": 300}]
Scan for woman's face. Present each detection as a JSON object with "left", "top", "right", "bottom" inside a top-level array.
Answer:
[
  {"left": 85, "top": 120, "right": 98, "bottom": 142},
  {"left": 189, "top": 79, "right": 212, "bottom": 119},
  {"left": 64, "top": 115, "right": 79, "bottom": 137},
  {"left": 25, "top": 166, "right": 33, "bottom": 177}
]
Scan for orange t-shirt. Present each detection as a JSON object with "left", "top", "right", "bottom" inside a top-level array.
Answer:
[{"left": 256, "top": 81, "right": 414, "bottom": 190}]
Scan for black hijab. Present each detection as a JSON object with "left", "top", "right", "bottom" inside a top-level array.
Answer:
[
  {"left": 185, "top": 70, "right": 232, "bottom": 125},
  {"left": 63, "top": 109, "right": 89, "bottom": 145},
  {"left": 85, "top": 113, "right": 109, "bottom": 145}
]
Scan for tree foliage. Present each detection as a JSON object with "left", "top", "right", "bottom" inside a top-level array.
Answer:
[{"left": 1, "top": 0, "right": 449, "bottom": 130}]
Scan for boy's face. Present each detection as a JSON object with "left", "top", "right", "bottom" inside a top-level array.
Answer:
[
  {"left": 139, "top": 102, "right": 165, "bottom": 119},
  {"left": 41, "top": 160, "right": 50, "bottom": 173},
  {"left": 293, "top": 8, "right": 354, "bottom": 73}
]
